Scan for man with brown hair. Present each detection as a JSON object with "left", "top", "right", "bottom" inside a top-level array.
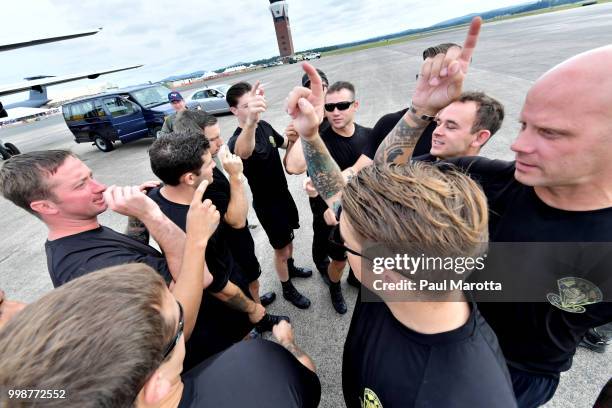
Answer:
[
  {"left": 0, "top": 150, "right": 187, "bottom": 287},
  {"left": 0, "top": 264, "right": 321, "bottom": 408},
  {"left": 173, "top": 109, "right": 276, "bottom": 307},
  {"left": 285, "top": 80, "right": 372, "bottom": 314},
  {"left": 285, "top": 61, "right": 516, "bottom": 406},
  {"left": 364, "top": 17, "right": 612, "bottom": 408}
]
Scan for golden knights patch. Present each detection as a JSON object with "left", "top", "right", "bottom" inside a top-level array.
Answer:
[
  {"left": 361, "top": 388, "right": 383, "bottom": 408},
  {"left": 546, "top": 277, "right": 602, "bottom": 313}
]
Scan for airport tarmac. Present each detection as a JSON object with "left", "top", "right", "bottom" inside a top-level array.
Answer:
[{"left": 1, "top": 3, "right": 611, "bottom": 407}]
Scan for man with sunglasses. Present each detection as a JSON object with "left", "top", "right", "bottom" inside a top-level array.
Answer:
[
  {"left": 367, "top": 18, "right": 612, "bottom": 407},
  {"left": 285, "top": 81, "right": 371, "bottom": 314},
  {"left": 0, "top": 263, "right": 322, "bottom": 408},
  {"left": 285, "top": 55, "right": 516, "bottom": 407}
]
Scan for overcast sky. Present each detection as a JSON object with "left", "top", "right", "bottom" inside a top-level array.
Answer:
[{"left": 1, "top": 0, "right": 527, "bottom": 103}]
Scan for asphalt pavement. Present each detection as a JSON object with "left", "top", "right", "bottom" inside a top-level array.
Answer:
[{"left": 1, "top": 3, "right": 611, "bottom": 407}]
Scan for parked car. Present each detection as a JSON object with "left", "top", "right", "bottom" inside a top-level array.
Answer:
[
  {"left": 187, "top": 84, "right": 231, "bottom": 114},
  {"left": 62, "top": 84, "right": 201, "bottom": 152},
  {"left": 304, "top": 52, "right": 321, "bottom": 60},
  {"left": 0, "top": 139, "right": 20, "bottom": 160}
]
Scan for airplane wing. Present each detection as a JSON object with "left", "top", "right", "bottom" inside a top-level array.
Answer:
[
  {"left": 0, "top": 65, "right": 143, "bottom": 97},
  {"left": 0, "top": 30, "right": 100, "bottom": 52}
]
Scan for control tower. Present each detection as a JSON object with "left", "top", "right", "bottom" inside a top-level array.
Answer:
[{"left": 269, "top": 0, "right": 295, "bottom": 57}]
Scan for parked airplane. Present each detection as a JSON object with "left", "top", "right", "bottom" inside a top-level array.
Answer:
[{"left": 0, "top": 29, "right": 142, "bottom": 118}]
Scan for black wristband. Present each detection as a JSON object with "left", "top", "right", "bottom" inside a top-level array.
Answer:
[{"left": 409, "top": 104, "right": 436, "bottom": 122}]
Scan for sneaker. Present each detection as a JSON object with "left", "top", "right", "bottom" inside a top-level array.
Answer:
[
  {"left": 259, "top": 291, "right": 276, "bottom": 307},
  {"left": 288, "top": 258, "right": 313, "bottom": 278},
  {"left": 579, "top": 328, "right": 609, "bottom": 353},
  {"left": 255, "top": 313, "right": 290, "bottom": 333},
  {"left": 330, "top": 282, "right": 347, "bottom": 314},
  {"left": 282, "top": 281, "right": 311, "bottom": 309},
  {"left": 347, "top": 268, "right": 360, "bottom": 288}
]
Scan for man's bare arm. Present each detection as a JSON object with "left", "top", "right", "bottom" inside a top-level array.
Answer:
[
  {"left": 373, "top": 111, "right": 431, "bottom": 165},
  {"left": 233, "top": 123, "right": 257, "bottom": 159},
  {"left": 234, "top": 82, "right": 266, "bottom": 159},
  {"left": 374, "top": 17, "right": 482, "bottom": 165},
  {"left": 170, "top": 181, "right": 219, "bottom": 340},
  {"left": 301, "top": 134, "right": 344, "bottom": 210},
  {"left": 212, "top": 281, "right": 265, "bottom": 323},
  {"left": 285, "top": 137, "right": 308, "bottom": 174},
  {"left": 224, "top": 174, "right": 248, "bottom": 228}
]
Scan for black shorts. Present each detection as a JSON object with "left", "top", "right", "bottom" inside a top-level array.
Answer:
[
  {"left": 313, "top": 211, "right": 347, "bottom": 262},
  {"left": 254, "top": 190, "right": 300, "bottom": 250},
  {"left": 225, "top": 225, "right": 262, "bottom": 282}
]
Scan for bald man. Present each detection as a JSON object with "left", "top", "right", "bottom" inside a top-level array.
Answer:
[
  {"left": 292, "top": 18, "right": 612, "bottom": 408},
  {"left": 372, "top": 29, "right": 612, "bottom": 407}
]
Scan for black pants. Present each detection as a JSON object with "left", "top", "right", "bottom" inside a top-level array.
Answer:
[{"left": 508, "top": 366, "right": 559, "bottom": 408}]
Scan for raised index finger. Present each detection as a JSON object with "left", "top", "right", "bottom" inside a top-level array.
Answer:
[
  {"left": 250, "top": 81, "right": 261, "bottom": 97},
  {"left": 191, "top": 180, "right": 209, "bottom": 205},
  {"left": 302, "top": 62, "right": 323, "bottom": 100},
  {"left": 459, "top": 17, "right": 482, "bottom": 64}
]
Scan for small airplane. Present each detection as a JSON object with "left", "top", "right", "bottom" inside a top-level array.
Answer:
[{"left": 0, "top": 29, "right": 142, "bottom": 118}]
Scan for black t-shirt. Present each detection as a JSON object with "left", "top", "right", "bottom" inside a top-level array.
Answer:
[
  {"left": 148, "top": 186, "right": 253, "bottom": 369},
  {"left": 309, "top": 123, "right": 372, "bottom": 217},
  {"left": 206, "top": 166, "right": 261, "bottom": 279},
  {"left": 449, "top": 156, "right": 612, "bottom": 375},
  {"left": 179, "top": 339, "right": 321, "bottom": 408},
  {"left": 228, "top": 120, "right": 288, "bottom": 206},
  {"left": 45, "top": 226, "right": 172, "bottom": 288},
  {"left": 343, "top": 292, "right": 517, "bottom": 408},
  {"left": 363, "top": 108, "right": 435, "bottom": 159}
]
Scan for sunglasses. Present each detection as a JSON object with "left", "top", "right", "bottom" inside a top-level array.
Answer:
[
  {"left": 327, "top": 206, "right": 372, "bottom": 260},
  {"left": 162, "top": 300, "right": 184, "bottom": 361},
  {"left": 324, "top": 101, "right": 354, "bottom": 112}
]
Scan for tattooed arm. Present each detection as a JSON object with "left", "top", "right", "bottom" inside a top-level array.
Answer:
[
  {"left": 301, "top": 134, "right": 344, "bottom": 211},
  {"left": 373, "top": 109, "right": 432, "bottom": 165},
  {"left": 212, "top": 281, "right": 265, "bottom": 324},
  {"left": 126, "top": 216, "right": 150, "bottom": 244},
  {"left": 374, "top": 17, "right": 482, "bottom": 165},
  {"left": 273, "top": 320, "right": 316, "bottom": 372}
]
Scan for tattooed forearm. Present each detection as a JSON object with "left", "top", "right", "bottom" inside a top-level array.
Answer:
[
  {"left": 373, "top": 111, "right": 431, "bottom": 165},
  {"left": 222, "top": 288, "right": 254, "bottom": 313},
  {"left": 283, "top": 340, "right": 306, "bottom": 359},
  {"left": 126, "top": 216, "right": 150, "bottom": 244},
  {"left": 301, "top": 134, "right": 344, "bottom": 200}
]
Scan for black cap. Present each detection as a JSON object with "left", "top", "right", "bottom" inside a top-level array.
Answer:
[{"left": 302, "top": 69, "right": 328, "bottom": 89}]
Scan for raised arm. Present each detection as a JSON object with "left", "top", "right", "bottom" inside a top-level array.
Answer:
[
  {"left": 234, "top": 82, "right": 266, "bottom": 159},
  {"left": 219, "top": 146, "right": 249, "bottom": 228},
  {"left": 171, "top": 180, "right": 219, "bottom": 339},
  {"left": 104, "top": 185, "right": 186, "bottom": 281},
  {"left": 286, "top": 63, "right": 345, "bottom": 212},
  {"left": 375, "top": 17, "right": 482, "bottom": 165}
]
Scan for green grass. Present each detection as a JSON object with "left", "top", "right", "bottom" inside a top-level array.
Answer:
[{"left": 321, "top": 1, "right": 605, "bottom": 58}]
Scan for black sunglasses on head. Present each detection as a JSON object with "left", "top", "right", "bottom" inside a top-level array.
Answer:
[
  {"left": 324, "top": 101, "right": 354, "bottom": 112},
  {"left": 162, "top": 300, "right": 184, "bottom": 361}
]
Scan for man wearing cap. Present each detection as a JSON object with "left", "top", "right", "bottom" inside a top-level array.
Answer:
[
  {"left": 161, "top": 91, "right": 188, "bottom": 134},
  {"left": 285, "top": 80, "right": 371, "bottom": 314}
]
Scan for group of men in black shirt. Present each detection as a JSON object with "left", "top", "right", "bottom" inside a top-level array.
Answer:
[{"left": 0, "top": 15, "right": 611, "bottom": 408}]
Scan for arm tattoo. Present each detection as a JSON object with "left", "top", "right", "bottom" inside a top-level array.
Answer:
[
  {"left": 224, "top": 290, "right": 253, "bottom": 313},
  {"left": 301, "top": 136, "right": 344, "bottom": 200},
  {"left": 126, "top": 216, "right": 150, "bottom": 244},
  {"left": 283, "top": 341, "right": 306, "bottom": 360},
  {"left": 373, "top": 112, "right": 430, "bottom": 165}
]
